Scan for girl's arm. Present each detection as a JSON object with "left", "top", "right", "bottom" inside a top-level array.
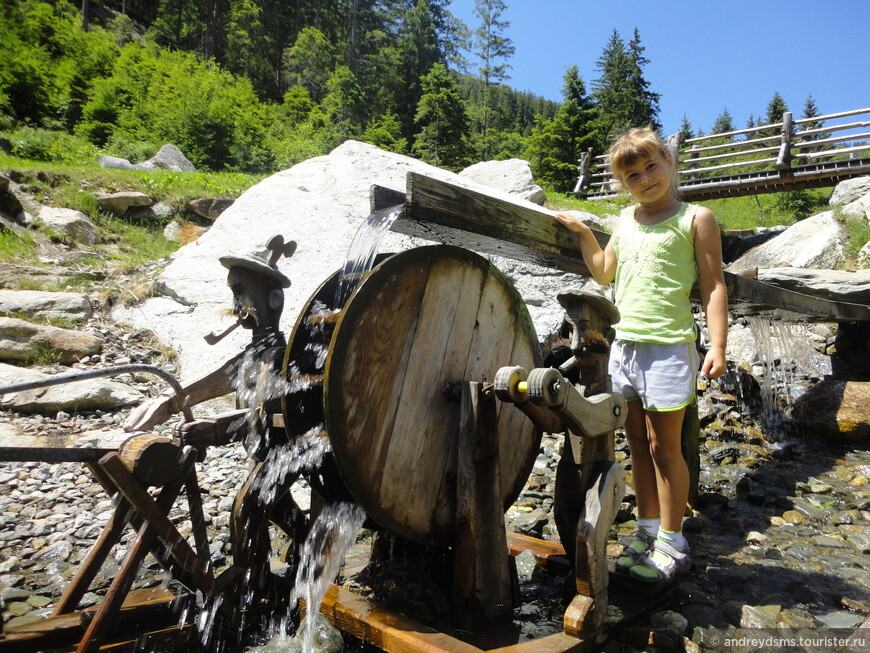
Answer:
[
  {"left": 553, "top": 212, "right": 618, "bottom": 285},
  {"left": 693, "top": 206, "right": 728, "bottom": 378}
]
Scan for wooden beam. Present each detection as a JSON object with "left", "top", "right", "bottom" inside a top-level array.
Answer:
[
  {"left": 390, "top": 172, "right": 608, "bottom": 278},
  {"left": 319, "top": 585, "right": 487, "bottom": 653}
]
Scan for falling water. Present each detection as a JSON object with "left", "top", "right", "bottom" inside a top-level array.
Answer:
[
  {"left": 334, "top": 205, "right": 402, "bottom": 308},
  {"left": 743, "top": 316, "right": 830, "bottom": 439},
  {"left": 291, "top": 503, "right": 366, "bottom": 650}
]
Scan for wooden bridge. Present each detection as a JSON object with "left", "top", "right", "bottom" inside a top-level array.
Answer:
[{"left": 576, "top": 107, "right": 870, "bottom": 201}]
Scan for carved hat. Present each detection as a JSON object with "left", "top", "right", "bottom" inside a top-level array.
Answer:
[{"left": 219, "top": 245, "right": 293, "bottom": 288}]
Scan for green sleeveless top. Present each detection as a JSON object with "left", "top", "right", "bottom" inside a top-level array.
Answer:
[{"left": 612, "top": 202, "right": 698, "bottom": 343}]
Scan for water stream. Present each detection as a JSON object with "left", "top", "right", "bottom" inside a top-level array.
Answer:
[
  {"left": 334, "top": 206, "right": 402, "bottom": 309},
  {"left": 241, "top": 207, "right": 403, "bottom": 651}
]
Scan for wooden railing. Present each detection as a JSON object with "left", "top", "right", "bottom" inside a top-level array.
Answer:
[{"left": 577, "top": 107, "right": 870, "bottom": 201}]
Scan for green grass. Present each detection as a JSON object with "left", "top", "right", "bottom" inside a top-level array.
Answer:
[
  {"left": 0, "top": 154, "right": 263, "bottom": 215},
  {"left": 842, "top": 217, "right": 870, "bottom": 268},
  {"left": 0, "top": 227, "right": 38, "bottom": 263}
]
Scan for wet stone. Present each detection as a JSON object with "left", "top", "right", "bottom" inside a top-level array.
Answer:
[
  {"left": 845, "top": 532, "right": 870, "bottom": 554},
  {"left": 739, "top": 604, "right": 781, "bottom": 628},
  {"left": 817, "top": 611, "right": 864, "bottom": 629}
]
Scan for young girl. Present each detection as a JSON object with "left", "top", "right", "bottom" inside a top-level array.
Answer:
[{"left": 554, "top": 128, "right": 728, "bottom": 583}]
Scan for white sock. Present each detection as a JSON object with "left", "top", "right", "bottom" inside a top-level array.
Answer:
[
  {"left": 657, "top": 528, "right": 686, "bottom": 551},
  {"left": 637, "top": 517, "right": 660, "bottom": 537}
]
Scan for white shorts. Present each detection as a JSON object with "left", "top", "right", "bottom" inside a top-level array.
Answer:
[{"left": 608, "top": 340, "right": 700, "bottom": 412}]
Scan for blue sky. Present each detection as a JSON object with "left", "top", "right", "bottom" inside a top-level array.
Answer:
[{"left": 448, "top": 0, "right": 870, "bottom": 137}]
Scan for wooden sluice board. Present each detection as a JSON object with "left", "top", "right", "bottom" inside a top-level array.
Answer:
[{"left": 372, "top": 173, "right": 870, "bottom": 323}]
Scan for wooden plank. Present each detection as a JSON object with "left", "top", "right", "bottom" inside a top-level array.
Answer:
[
  {"left": 486, "top": 632, "right": 588, "bottom": 653},
  {"left": 319, "top": 585, "right": 486, "bottom": 653},
  {"left": 505, "top": 532, "right": 571, "bottom": 574},
  {"left": 396, "top": 171, "right": 608, "bottom": 277},
  {"left": 1, "top": 588, "right": 177, "bottom": 652}
]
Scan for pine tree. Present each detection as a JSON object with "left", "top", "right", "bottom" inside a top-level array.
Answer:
[
  {"left": 765, "top": 91, "right": 789, "bottom": 125},
  {"left": 679, "top": 114, "right": 694, "bottom": 142},
  {"left": 625, "top": 28, "right": 660, "bottom": 130},
  {"left": 711, "top": 108, "right": 734, "bottom": 136},
  {"left": 471, "top": 0, "right": 514, "bottom": 158},
  {"left": 413, "top": 62, "right": 471, "bottom": 169},
  {"left": 591, "top": 29, "right": 634, "bottom": 141},
  {"left": 395, "top": 0, "right": 442, "bottom": 139},
  {"left": 282, "top": 26, "right": 335, "bottom": 104},
  {"left": 525, "top": 65, "right": 598, "bottom": 193}
]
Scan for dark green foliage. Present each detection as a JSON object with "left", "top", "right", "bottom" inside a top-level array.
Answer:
[
  {"left": 592, "top": 28, "right": 660, "bottom": 143},
  {"left": 77, "top": 42, "right": 272, "bottom": 171},
  {"left": 712, "top": 108, "right": 735, "bottom": 135},
  {"left": 413, "top": 63, "right": 472, "bottom": 169},
  {"left": 525, "top": 65, "right": 599, "bottom": 193}
]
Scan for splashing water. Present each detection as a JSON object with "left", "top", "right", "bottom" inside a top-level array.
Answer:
[
  {"left": 253, "top": 503, "right": 366, "bottom": 652},
  {"left": 334, "top": 206, "right": 402, "bottom": 308},
  {"left": 251, "top": 427, "right": 331, "bottom": 506},
  {"left": 744, "top": 317, "right": 830, "bottom": 439}
]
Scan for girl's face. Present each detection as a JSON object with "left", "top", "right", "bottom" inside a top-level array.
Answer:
[{"left": 618, "top": 150, "right": 674, "bottom": 204}]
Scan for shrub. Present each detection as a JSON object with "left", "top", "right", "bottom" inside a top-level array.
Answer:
[{"left": 6, "top": 126, "right": 98, "bottom": 164}]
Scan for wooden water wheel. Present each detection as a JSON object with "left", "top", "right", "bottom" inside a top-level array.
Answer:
[{"left": 282, "top": 244, "right": 542, "bottom": 546}]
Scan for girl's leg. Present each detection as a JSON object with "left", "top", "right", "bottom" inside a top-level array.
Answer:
[
  {"left": 623, "top": 399, "right": 659, "bottom": 519},
  {"left": 644, "top": 407, "right": 689, "bottom": 533}
]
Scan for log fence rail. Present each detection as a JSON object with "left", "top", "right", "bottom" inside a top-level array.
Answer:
[{"left": 577, "top": 107, "right": 870, "bottom": 201}]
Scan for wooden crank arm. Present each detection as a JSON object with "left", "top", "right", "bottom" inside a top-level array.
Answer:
[{"left": 565, "top": 461, "right": 625, "bottom": 640}]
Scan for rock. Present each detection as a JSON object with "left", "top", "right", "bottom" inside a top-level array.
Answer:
[
  {"left": 188, "top": 198, "right": 234, "bottom": 221},
  {"left": 137, "top": 144, "right": 196, "bottom": 172},
  {"left": 841, "top": 192, "right": 870, "bottom": 223},
  {"left": 858, "top": 241, "right": 870, "bottom": 268},
  {"left": 0, "top": 363, "right": 144, "bottom": 414},
  {"left": 0, "top": 289, "right": 93, "bottom": 320},
  {"left": 792, "top": 380, "right": 870, "bottom": 440},
  {"left": 830, "top": 176, "right": 870, "bottom": 207},
  {"left": 459, "top": 158, "right": 546, "bottom": 205},
  {"left": 97, "top": 155, "right": 136, "bottom": 170},
  {"left": 34, "top": 207, "right": 99, "bottom": 245},
  {"left": 755, "top": 267, "right": 870, "bottom": 304},
  {"left": 163, "top": 220, "right": 208, "bottom": 245},
  {"left": 113, "top": 140, "right": 585, "bottom": 376},
  {"left": 0, "top": 317, "right": 103, "bottom": 364},
  {"left": 93, "top": 191, "right": 152, "bottom": 214},
  {"left": 727, "top": 211, "right": 847, "bottom": 276}
]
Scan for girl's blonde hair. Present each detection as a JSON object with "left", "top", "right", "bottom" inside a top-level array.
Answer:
[{"left": 609, "top": 128, "right": 680, "bottom": 198}]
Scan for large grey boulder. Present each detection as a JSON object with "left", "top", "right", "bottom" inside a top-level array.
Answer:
[
  {"left": 0, "top": 363, "right": 144, "bottom": 414},
  {"left": 113, "top": 141, "right": 585, "bottom": 376},
  {"left": 459, "top": 158, "right": 547, "bottom": 205},
  {"left": 727, "top": 211, "right": 847, "bottom": 276},
  {"left": 94, "top": 191, "right": 152, "bottom": 214},
  {"left": 97, "top": 155, "right": 136, "bottom": 170},
  {"left": 137, "top": 144, "right": 196, "bottom": 172},
  {"left": 0, "top": 317, "right": 103, "bottom": 364},
  {"left": 755, "top": 268, "right": 870, "bottom": 304},
  {"left": 0, "top": 290, "right": 92, "bottom": 320},
  {"left": 34, "top": 207, "right": 99, "bottom": 245},
  {"left": 830, "top": 176, "right": 870, "bottom": 207}
]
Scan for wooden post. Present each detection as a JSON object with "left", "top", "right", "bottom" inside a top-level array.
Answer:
[
  {"left": 452, "top": 382, "right": 512, "bottom": 629},
  {"left": 775, "top": 111, "right": 793, "bottom": 171},
  {"left": 667, "top": 131, "right": 682, "bottom": 166},
  {"left": 572, "top": 148, "right": 593, "bottom": 198}
]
